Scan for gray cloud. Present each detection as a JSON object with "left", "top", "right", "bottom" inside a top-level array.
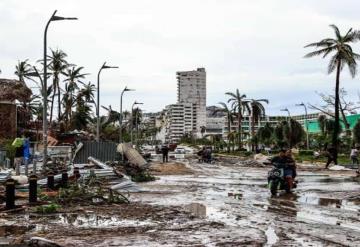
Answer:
[{"left": 1, "top": 0, "right": 360, "bottom": 115}]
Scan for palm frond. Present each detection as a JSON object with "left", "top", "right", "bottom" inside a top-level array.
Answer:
[
  {"left": 329, "top": 24, "right": 342, "bottom": 40},
  {"left": 304, "top": 46, "right": 336, "bottom": 58}
]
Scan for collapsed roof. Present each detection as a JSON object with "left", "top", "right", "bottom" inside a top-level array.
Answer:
[{"left": 0, "top": 78, "right": 32, "bottom": 102}]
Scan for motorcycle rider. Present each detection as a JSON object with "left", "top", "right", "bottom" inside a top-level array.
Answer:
[
  {"left": 285, "top": 149, "right": 297, "bottom": 179},
  {"left": 271, "top": 149, "right": 295, "bottom": 192}
]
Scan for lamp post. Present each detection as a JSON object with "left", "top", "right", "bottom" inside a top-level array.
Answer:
[
  {"left": 131, "top": 101, "right": 143, "bottom": 145},
  {"left": 296, "top": 102, "right": 309, "bottom": 149},
  {"left": 280, "top": 108, "right": 291, "bottom": 119},
  {"left": 96, "top": 62, "right": 119, "bottom": 142},
  {"left": 43, "top": 10, "right": 77, "bottom": 169},
  {"left": 281, "top": 107, "right": 292, "bottom": 148},
  {"left": 119, "top": 86, "right": 135, "bottom": 143}
]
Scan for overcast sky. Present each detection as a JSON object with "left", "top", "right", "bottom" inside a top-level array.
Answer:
[{"left": 1, "top": 0, "right": 360, "bottom": 116}]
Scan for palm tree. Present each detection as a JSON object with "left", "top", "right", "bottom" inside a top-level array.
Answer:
[
  {"left": 283, "top": 119, "right": 305, "bottom": 148},
  {"left": 257, "top": 122, "right": 274, "bottom": 146},
  {"left": 78, "top": 81, "right": 95, "bottom": 104},
  {"left": 274, "top": 121, "right": 287, "bottom": 148},
  {"left": 71, "top": 83, "right": 95, "bottom": 131},
  {"left": 48, "top": 49, "right": 69, "bottom": 123},
  {"left": 213, "top": 102, "right": 235, "bottom": 152},
  {"left": 247, "top": 99, "right": 269, "bottom": 150},
  {"left": 227, "top": 132, "right": 236, "bottom": 152},
  {"left": 63, "top": 66, "right": 88, "bottom": 122},
  {"left": 62, "top": 83, "right": 76, "bottom": 130},
  {"left": 305, "top": 24, "right": 360, "bottom": 163},
  {"left": 15, "top": 60, "right": 33, "bottom": 82},
  {"left": 226, "top": 89, "right": 247, "bottom": 149}
]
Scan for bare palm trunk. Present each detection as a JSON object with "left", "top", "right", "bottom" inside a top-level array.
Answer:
[
  {"left": 237, "top": 111, "right": 242, "bottom": 150},
  {"left": 50, "top": 85, "right": 56, "bottom": 124},
  {"left": 57, "top": 80, "right": 61, "bottom": 121},
  {"left": 333, "top": 60, "right": 341, "bottom": 164},
  {"left": 227, "top": 115, "right": 231, "bottom": 153}
]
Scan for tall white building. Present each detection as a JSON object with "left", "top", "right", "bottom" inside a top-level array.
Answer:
[
  {"left": 164, "top": 103, "right": 196, "bottom": 143},
  {"left": 177, "top": 68, "right": 206, "bottom": 137}
]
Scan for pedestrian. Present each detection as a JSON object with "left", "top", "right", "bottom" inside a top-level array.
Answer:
[
  {"left": 12, "top": 136, "right": 24, "bottom": 175},
  {"left": 23, "top": 136, "right": 31, "bottom": 176},
  {"left": 325, "top": 145, "right": 337, "bottom": 169},
  {"left": 161, "top": 144, "right": 169, "bottom": 163},
  {"left": 350, "top": 146, "right": 359, "bottom": 165}
]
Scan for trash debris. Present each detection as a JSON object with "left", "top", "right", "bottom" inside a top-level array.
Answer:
[
  {"left": 117, "top": 143, "right": 147, "bottom": 168},
  {"left": 28, "top": 237, "right": 62, "bottom": 247},
  {"left": 328, "top": 165, "right": 352, "bottom": 171}
]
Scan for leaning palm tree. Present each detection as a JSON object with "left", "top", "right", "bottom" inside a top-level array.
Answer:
[
  {"left": 15, "top": 60, "right": 33, "bottom": 82},
  {"left": 226, "top": 89, "right": 247, "bottom": 149},
  {"left": 48, "top": 49, "right": 69, "bottom": 123},
  {"left": 247, "top": 99, "right": 269, "bottom": 151},
  {"left": 213, "top": 102, "right": 235, "bottom": 152},
  {"left": 304, "top": 24, "right": 360, "bottom": 163}
]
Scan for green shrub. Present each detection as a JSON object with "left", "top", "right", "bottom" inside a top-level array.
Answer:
[
  {"left": 243, "top": 151, "right": 253, "bottom": 157},
  {"left": 36, "top": 203, "right": 61, "bottom": 214},
  {"left": 131, "top": 172, "right": 156, "bottom": 182}
]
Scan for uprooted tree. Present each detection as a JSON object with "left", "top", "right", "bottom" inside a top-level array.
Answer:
[{"left": 309, "top": 88, "right": 360, "bottom": 136}]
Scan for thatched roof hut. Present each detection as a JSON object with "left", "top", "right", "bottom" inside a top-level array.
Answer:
[{"left": 0, "top": 78, "right": 32, "bottom": 102}]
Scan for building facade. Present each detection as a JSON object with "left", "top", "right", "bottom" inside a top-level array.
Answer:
[
  {"left": 164, "top": 103, "right": 197, "bottom": 143},
  {"left": 177, "top": 68, "right": 206, "bottom": 136}
]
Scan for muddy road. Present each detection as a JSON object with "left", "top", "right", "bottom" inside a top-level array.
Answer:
[{"left": 1, "top": 161, "right": 360, "bottom": 246}]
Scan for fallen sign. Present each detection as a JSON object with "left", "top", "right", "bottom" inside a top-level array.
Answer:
[{"left": 117, "top": 143, "right": 148, "bottom": 168}]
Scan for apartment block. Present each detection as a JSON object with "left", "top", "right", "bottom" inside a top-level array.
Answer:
[
  {"left": 164, "top": 103, "right": 197, "bottom": 143},
  {"left": 177, "top": 68, "right": 206, "bottom": 136}
]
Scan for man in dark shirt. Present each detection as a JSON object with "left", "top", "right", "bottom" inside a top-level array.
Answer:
[
  {"left": 161, "top": 144, "right": 169, "bottom": 163},
  {"left": 271, "top": 149, "right": 288, "bottom": 164},
  {"left": 325, "top": 145, "right": 337, "bottom": 169},
  {"left": 271, "top": 149, "right": 295, "bottom": 191}
]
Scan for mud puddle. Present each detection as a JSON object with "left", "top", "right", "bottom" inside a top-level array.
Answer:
[
  {"left": 29, "top": 213, "right": 155, "bottom": 229},
  {"left": 133, "top": 163, "right": 360, "bottom": 245}
]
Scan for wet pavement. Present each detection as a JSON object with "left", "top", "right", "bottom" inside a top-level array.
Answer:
[
  {"left": 131, "top": 161, "right": 360, "bottom": 246},
  {"left": 1, "top": 160, "right": 360, "bottom": 246}
]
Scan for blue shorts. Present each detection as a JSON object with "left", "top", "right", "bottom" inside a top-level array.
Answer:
[{"left": 284, "top": 168, "right": 293, "bottom": 177}]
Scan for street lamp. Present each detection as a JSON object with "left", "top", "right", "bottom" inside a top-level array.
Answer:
[
  {"left": 96, "top": 62, "right": 119, "bottom": 142},
  {"left": 280, "top": 108, "right": 291, "bottom": 118},
  {"left": 131, "top": 101, "right": 144, "bottom": 145},
  {"left": 296, "top": 102, "right": 309, "bottom": 149},
  {"left": 281, "top": 108, "right": 292, "bottom": 148},
  {"left": 43, "top": 10, "right": 77, "bottom": 169},
  {"left": 119, "top": 86, "right": 135, "bottom": 143}
]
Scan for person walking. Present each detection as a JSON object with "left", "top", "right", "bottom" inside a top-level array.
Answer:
[
  {"left": 12, "top": 137, "right": 24, "bottom": 175},
  {"left": 350, "top": 146, "right": 359, "bottom": 165},
  {"left": 325, "top": 145, "right": 337, "bottom": 169},
  {"left": 23, "top": 137, "right": 30, "bottom": 176},
  {"left": 161, "top": 144, "right": 169, "bottom": 163}
]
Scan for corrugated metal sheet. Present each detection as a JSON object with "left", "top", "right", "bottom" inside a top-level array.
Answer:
[{"left": 73, "top": 141, "right": 118, "bottom": 163}]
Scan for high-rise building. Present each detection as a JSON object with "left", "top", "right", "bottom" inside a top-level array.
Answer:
[
  {"left": 164, "top": 103, "right": 196, "bottom": 143},
  {"left": 176, "top": 68, "right": 206, "bottom": 137}
]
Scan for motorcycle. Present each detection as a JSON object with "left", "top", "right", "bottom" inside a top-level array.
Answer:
[{"left": 268, "top": 162, "right": 297, "bottom": 195}]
